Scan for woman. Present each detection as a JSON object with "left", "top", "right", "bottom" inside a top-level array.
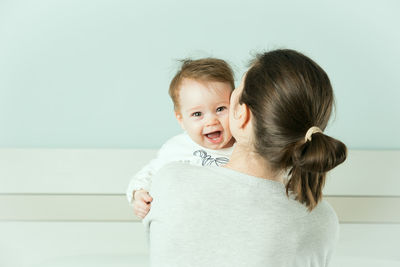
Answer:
[{"left": 143, "top": 49, "right": 347, "bottom": 267}]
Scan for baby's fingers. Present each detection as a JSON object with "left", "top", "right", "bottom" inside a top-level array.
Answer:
[
  {"left": 133, "top": 202, "right": 151, "bottom": 217},
  {"left": 135, "top": 201, "right": 151, "bottom": 210},
  {"left": 135, "top": 190, "right": 153, "bottom": 203},
  {"left": 138, "top": 209, "right": 150, "bottom": 219},
  {"left": 134, "top": 207, "right": 150, "bottom": 219},
  {"left": 143, "top": 194, "right": 153, "bottom": 203},
  {"left": 137, "top": 192, "right": 153, "bottom": 203}
]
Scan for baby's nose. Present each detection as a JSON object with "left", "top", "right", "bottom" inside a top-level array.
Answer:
[{"left": 205, "top": 115, "right": 219, "bottom": 126}]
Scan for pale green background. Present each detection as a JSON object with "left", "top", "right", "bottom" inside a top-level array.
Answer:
[{"left": 1, "top": 0, "right": 399, "bottom": 149}]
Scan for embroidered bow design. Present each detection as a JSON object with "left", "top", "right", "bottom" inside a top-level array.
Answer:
[{"left": 193, "top": 149, "right": 229, "bottom": 166}]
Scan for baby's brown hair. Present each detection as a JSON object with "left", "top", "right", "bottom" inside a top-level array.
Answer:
[{"left": 169, "top": 58, "right": 235, "bottom": 111}]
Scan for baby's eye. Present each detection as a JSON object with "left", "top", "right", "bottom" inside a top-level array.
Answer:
[
  {"left": 191, "top": 111, "right": 202, "bottom": 117},
  {"left": 216, "top": 106, "right": 227, "bottom": 112}
]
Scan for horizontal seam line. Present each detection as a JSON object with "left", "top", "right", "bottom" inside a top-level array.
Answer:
[
  {"left": 2, "top": 193, "right": 400, "bottom": 198},
  {"left": 1, "top": 220, "right": 399, "bottom": 224},
  {"left": 0, "top": 193, "right": 125, "bottom": 196},
  {"left": 325, "top": 195, "right": 400, "bottom": 198},
  {"left": 0, "top": 219, "right": 140, "bottom": 223}
]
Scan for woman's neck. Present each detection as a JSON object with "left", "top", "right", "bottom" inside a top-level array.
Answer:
[{"left": 225, "top": 143, "right": 284, "bottom": 184}]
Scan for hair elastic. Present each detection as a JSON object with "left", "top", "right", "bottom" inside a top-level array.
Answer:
[{"left": 305, "top": 126, "right": 322, "bottom": 142}]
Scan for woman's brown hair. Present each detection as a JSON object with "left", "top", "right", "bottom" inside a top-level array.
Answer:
[{"left": 240, "top": 49, "right": 347, "bottom": 211}]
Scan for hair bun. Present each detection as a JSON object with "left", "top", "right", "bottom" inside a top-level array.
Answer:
[
  {"left": 286, "top": 133, "right": 347, "bottom": 210},
  {"left": 292, "top": 133, "right": 347, "bottom": 173}
]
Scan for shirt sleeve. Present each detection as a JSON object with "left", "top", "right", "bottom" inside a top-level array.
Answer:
[
  {"left": 126, "top": 133, "right": 190, "bottom": 204},
  {"left": 141, "top": 164, "right": 172, "bottom": 234}
]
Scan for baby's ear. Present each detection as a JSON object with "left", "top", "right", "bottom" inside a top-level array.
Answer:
[{"left": 175, "top": 111, "right": 185, "bottom": 130}]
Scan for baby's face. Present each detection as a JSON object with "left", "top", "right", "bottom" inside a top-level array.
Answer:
[{"left": 176, "top": 78, "right": 235, "bottom": 150}]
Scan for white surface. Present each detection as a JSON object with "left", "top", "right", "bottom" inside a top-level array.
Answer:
[
  {"left": 1, "top": 149, "right": 399, "bottom": 195},
  {"left": 0, "top": 148, "right": 157, "bottom": 194},
  {"left": 0, "top": 195, "right": 138, "bottom": 221},
  {"left": 0, "top": 222, "right": 148, "bottom": 267},
  {"left": 1, "top": 222, "right": 399, "bottom": 267},
  {"left": 325, "top": 150, "right": 400, "bottom": 196},
  {"left": 330, "top": 224, "right": 400, "bottom": 267}
]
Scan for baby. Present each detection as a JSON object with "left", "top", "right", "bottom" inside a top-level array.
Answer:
[{"left": 126, "top": 58, "right": 236, "bottom": 219}]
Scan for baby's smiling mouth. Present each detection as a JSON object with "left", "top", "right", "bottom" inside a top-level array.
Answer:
[{"left": 204, "top": 131, "right": 223, "bottom": 143}]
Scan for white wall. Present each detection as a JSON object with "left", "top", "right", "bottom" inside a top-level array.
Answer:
[{"left": 1, "top": 0, "right": 399, "bottom": 149}]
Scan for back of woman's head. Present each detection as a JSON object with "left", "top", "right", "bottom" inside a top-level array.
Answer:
[{"left": 240, "top": 49, "right": 347, "bottom": 211}]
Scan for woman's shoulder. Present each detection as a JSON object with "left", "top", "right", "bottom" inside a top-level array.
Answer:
[
  {"left": 302, "top": 199, "right": 339, "bottom": 242},
  {"left": 149, "top": 162, "right": 209, "bottom": 200},
  {"left": 312, "top": 199, "right": 339, "bottom": 225},
  {"left": 152, "top": 162, "right": 203, "bottom": 183},
  {"left": 158, "top": 161, "right": 201, "bottom": 172}
]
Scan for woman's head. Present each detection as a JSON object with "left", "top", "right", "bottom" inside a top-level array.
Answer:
[{"left": 231, "top": 49, "right": 347, "bottom": 211}]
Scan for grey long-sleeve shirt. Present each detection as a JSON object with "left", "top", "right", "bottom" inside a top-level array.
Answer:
[{"left": 143, "top": 162, "right": 339, "bottom": 267}]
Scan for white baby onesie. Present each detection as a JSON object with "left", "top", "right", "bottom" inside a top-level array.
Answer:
[{"left": 126, "top": 132, "right": 234, "bottom": 204}]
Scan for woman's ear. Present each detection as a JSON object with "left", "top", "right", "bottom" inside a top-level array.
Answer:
[
  {"left": 234, "top": 103, "right": 251, "bottom": 130},
  {"left": 175, "top": 111, "right": 185, "bottom": 130}
]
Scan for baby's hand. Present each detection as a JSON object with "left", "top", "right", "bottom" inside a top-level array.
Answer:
[{"left": 133, "top": 190, "right": 153, "bottom": 219}]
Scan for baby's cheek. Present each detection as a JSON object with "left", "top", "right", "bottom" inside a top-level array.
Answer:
[
  {"left": 222, "top": 112, "right": 231, "bottom": 125},
  {"left": 218, "top": 110, "right": 229, "bottom": 118},
  {"left": 223, "top": 123, "right": 232, "bottom": 137},
  {"left": 192, "top": 122, "right": 205, "bottom": 134}
]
